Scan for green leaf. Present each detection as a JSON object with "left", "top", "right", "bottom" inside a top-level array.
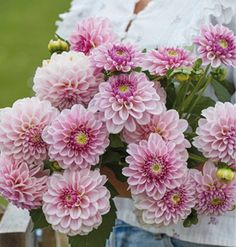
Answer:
[
  {"left": 212, "top": 80, "right": 231, "bottom": 102},
  {"left": 102, "top": 150, "right": 122, "bottom": 165},
  {"left": 187, "top": 146, "right": 207, "bottom": 168},
  {"left": 183, "top": 209, "right": 198, "bottom": 227},
  {"left": 68, "top": 200, "right": 116, "bottom": 247},
  {"left": 193, "top": 58, "right": 202, "bottom": 69},
  {"left": 165, "top": 82, "right": 177, "bottom": 109},
  {"left": 109, "top": 134, "right": 124, "bottom": 148},
  {"left": 30, "top": 208, "right": 50, "bottom": 230},
  {"left": 133, "top": 66, "right": 142, "bottom": 72},
  {"left": 220, "top": 79, "right": 235, "bottom": 95},
  {"left": 190, "top": 95, "right": 215, "bottom": 115}
]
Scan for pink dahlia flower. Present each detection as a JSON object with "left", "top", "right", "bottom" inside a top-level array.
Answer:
[
  {"left": 193, "top": 102, "right": 236, "bottom": 165},
  {"left": 194, "top": 24, "right": 236, "bottom": 68},
  {"left": 42, "top": 104, "right": 109, "bottom": 170},
  {"left": 42, "top": 169, "right": 110, "bottom": 236},
  {"left": 134, "top": 171, "right": 196, "bottom": 226},
  {"left": 89, "top": 72, "right": 164, "bottom": 134},
  {"left": 69, "top": 17, "right": 118, "bottom": 55},
  {"left": 0, "top": 97, "right": 58, "bottom": 166},
  {"left": 122, "top": 109, "right": 190, "bottom": 160},
  {"left": 123, "top": 133, "right": 187, "bottom": 200},
  {"left": 192, "top": 161, "right": 236, "bottom": 215},
  {"left": 91, "top": 42, "right": 143, "bottom": 72},
  {"left": 153, "top": 81, "right": 166, "bottom": 104},
  {"left": 143, "top": 47, "right": 194, "bottom": 76},
  {"left": 33, "top": 51, "right": 98, "bottom": 111},
  {"left": 0, "top": 155, "right": 48, "bottom": 210}
]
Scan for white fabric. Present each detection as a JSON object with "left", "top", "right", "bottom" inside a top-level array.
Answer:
[
  {"left": 56, "top": 0, "right": 138, "bottom": 40},
  {"left": 56, "top": 1, "right": 236, "bottom": 246}
]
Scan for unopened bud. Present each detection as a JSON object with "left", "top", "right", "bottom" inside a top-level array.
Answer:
[
  {"left": 216, "top": 167, "right": 235, "bottom": 182},
  {"left": 48, "top": 39, "right": 69, "bottom": 54},
  {"left": 175, "top": 73, "right": 189, "bottom": 82},
  {"left": 211, "top": 67, "right": 227, "bottom": 82}
]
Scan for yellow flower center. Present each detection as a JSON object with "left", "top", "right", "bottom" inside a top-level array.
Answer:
[
  {"left": 219, "top": 39, "right": 228, "bottom": 49},
  {"left": 171, "top": 194, "right": 181, "bottom": 204},
  {"left": 75, "top": 132, "right": 88, "bottom": 145},
  {"left": 168, "top": 50, "right": 178, "bottom": 57},
  {"left": 31, "top": 134, "right": 41, "bottom": 143},
  {"left": 154, "top": 127, "right": 164, "bottom": 136},
  {"left": 211, "top": 198, "right": 222, "bottom": 206},
  {"left": 116, "top": 50, "right": 125, "bottom": 56},
  {"left": 65, "top": 195, "right": 73, "bottom": 202},
  {"left": 118, "top": 84, "right": 129, "bottom": 93},
  {"left": 151, "top": 163, "right": 162, "bottom": 174}
]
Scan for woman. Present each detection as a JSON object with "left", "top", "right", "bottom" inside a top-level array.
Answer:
[{"left": 57, "top": 1, "right": 236, "bottom": 246}]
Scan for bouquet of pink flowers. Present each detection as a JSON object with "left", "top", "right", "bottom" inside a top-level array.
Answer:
[{"left": 1, "top": 17, "right": 236, "bottom": 246}]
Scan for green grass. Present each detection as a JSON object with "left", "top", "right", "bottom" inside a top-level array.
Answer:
[
  {"left": 0, "top": 0, "right": 71, "bottom": 107},
  {"left": 0, "top": 1, "right": 71, "bottom": 208}
]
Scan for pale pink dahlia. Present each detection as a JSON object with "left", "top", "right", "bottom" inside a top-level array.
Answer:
[
  {"left": 123, "top": 133, "right": 187, "bottom": 200},
  {"left": 42, "top": 104, "right": 109, "bottom": 170},
  {"left": 0, "top": 155, "right": 48, "bottom": 210},
  {"left": 194, "top": 24, "right": 236, "bottom": 68},
  {"left": 122, "top": 109, "right": 190, "bottom": 158},
  {"left": 91, "top": 42, "right": 143, "bottom": 72},
  {"left": 192, "top": 161, "right": 236, "bottom": 215},
  {"left": 153, "top": 81, "right": 167, "bottom": 104},
  {"left": 69, "top": 17, "right": 117, "bottom": 55},
  {"left": 134, "top": 171, "right": 197, "bottom": 226},
  {"left": 193, "top": 102, "right": 236, "bottom": 165},
  {"left": 33, "top": 51, "right": 98, "bottom": 111},
  {"left": 89, "top": 72, "right": 164, "bottom": 134},
  {"left": 0, "top": 97, "right": 58, "bottom": 166},
  {"left": 42, "top": 169, "right": 110, "bottom": 236},
  {"left": 143, "top": 47, "right": 194, "bottom": 76}
]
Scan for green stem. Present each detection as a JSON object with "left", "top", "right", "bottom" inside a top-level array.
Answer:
[
  {"left": 189, "top": 153, "right": 207, "bottom": 163},
  {"left": 180, "top": 64, "right": 211, "bottom": 113},
  {"left": 186, "top": 75, "right": 212, "bottom": 119}
]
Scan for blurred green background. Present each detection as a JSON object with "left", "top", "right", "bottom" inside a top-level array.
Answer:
[
  {"left": 0, "top": 0, "right": 71, "bottom": 206},
  {"left": 0, "top": 0, "right": 71, "bottom": 108}
]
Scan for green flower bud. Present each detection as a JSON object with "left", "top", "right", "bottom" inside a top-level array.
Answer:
[
  {"left": 183, "top": 218, "right": 192, "bottom": 228},
  {"left": 216, "top": 167, "right": 235, "bottom": 182},
  {"left": 190, "top": 68, "right": 204, "bottom": 83},
  {"left": 48, "top": 38, "right": 69, "bottom": 54},
  {"left": 211, "top": 67, "right": 227, "bottom": 82},
  {"left": 191, "top": 217, "right": 198, "bottom": 225},
  {"left": 175, "top": 73, "right": 190, "bottom": 82}
]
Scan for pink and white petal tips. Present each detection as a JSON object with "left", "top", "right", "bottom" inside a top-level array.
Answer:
[
  {"left": 42, "top": 104, "right": 109, "bottom": 170},
  {"left": 143, "top": 47, "right": 194, "bottom": 76},
  {"left": 88, "top": 72, "right": 165, "bottom": 134},
  {"left": 42, "top": 169, "right": 110, "bottom": 236},
  {"left": 194, "top": 24, "right": 236, "bottom": 68},
  {"left": 153, "top": 81, "right": 167, "bottom": 104},
  {"left": 69, "top": 17, "right": 118, "bottom": 55},
  {"left": 90, "top": 42, "right": 144, "bottom": 72},
  {"left": 122, "top": 109, "right": 190, "bottom": 160},
  {"left": 133, "top": 170, "right": 197, "bottom": 226},
  {"left": 33, "top": 51, "right": 99, "bottom": 111},
  {"left": 193, "top": 102, "right": 236, "bottom": 165},
  {"left": 192, "top": 160, "right": 236, "bottom": 216},
  {"left": 0, "top": 97, "right": 58, "bottom": 167},
  {"left": 0, "top": 155, "right": 48, "bottom": 210},
  {"left": 123, "top": 133, "right": 187, "bottom": 200}
]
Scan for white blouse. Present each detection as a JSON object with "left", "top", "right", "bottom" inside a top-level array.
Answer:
[{"left": 57, "top": 1, "right": 236, "bottom": 246}]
